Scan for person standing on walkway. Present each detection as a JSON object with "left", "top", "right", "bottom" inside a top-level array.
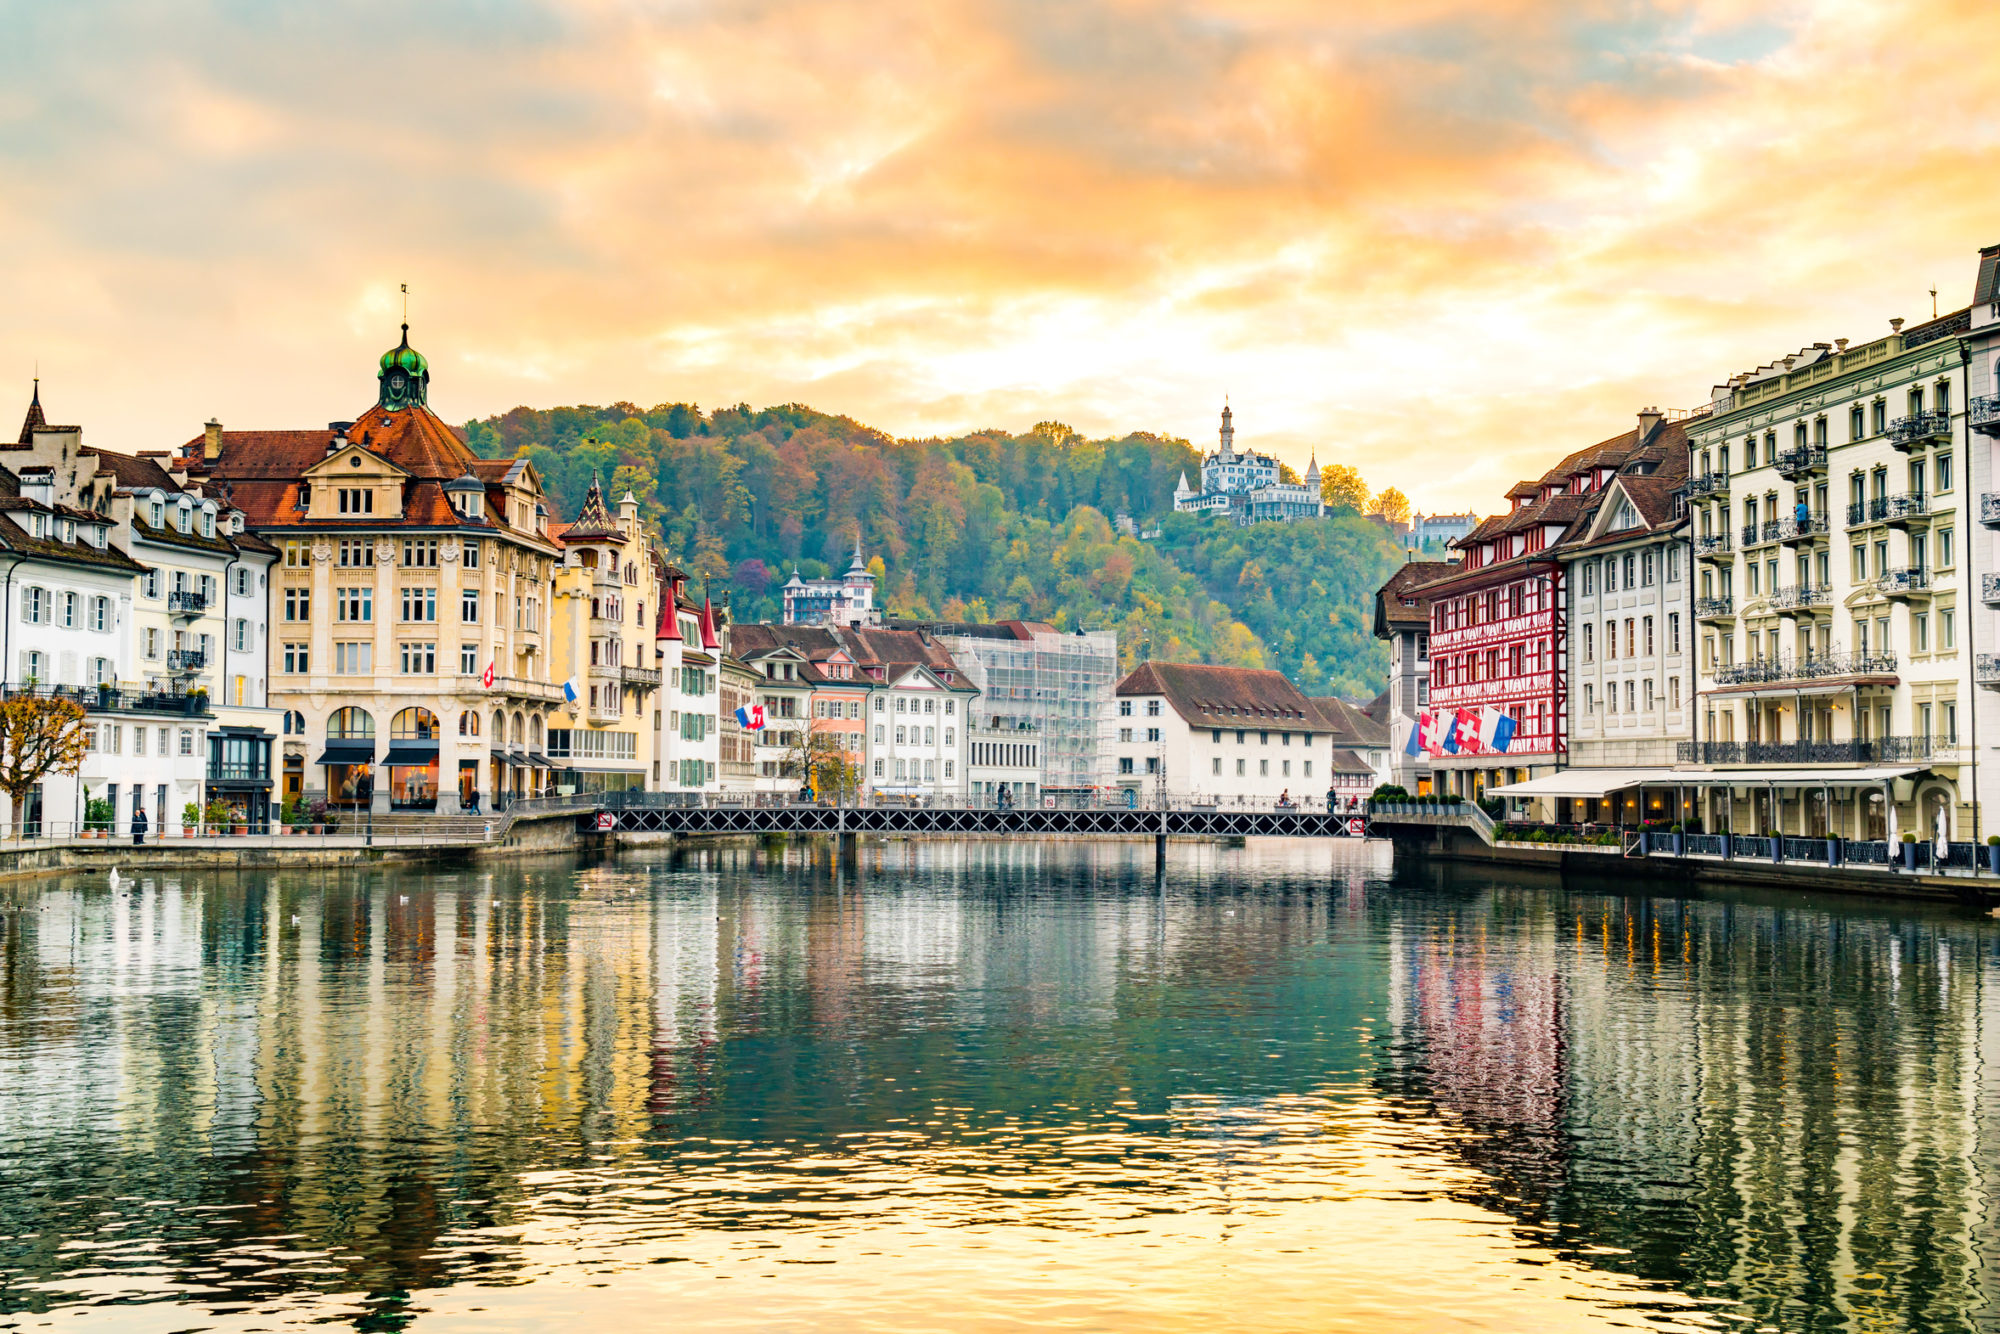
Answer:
[{"left": 131, "top": 805, "right": 148, "bottom": 847}]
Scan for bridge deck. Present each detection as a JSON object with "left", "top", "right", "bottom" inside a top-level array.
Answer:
[{"left": 593, "top": 803, "right": 1371, "bottom": 839}]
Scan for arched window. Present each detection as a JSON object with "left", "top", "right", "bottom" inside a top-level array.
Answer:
[
  {"left": 282, "top": 710, "right": 306, "bottom": 734},
  {"left": 579, "top": 549, "right": 599, "bottom": 569},
  {"left": 328, "top": 707, "right": 375, "bottom": 740},
  {"left": 491, "top": 709, "right": 506, "bottom": 743},
  {"left": 530, "top": 714, "right": 543, "bottom": 746},
  {"left": 512, "top": 711, "right": 525, "bottom": 744},
  {"left": 459, "top": 710, "right": 480, "bottom": 737},
  {"left": 390, "top": 707, "right": 438, "bottom": 741}
]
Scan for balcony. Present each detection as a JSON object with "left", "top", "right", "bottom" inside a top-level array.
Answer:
[
  {"left": 1676, "top": 737, "right": 1954, "bottom": 766},
  {"left": 1693, "top": 532, "right": 1732, "bottom": 562},
  {"left": 1711, "top": 651, "right": 1896, "bottom": 687},
  {"left": 1776, "top": 514, "right": 1827, "bottom": 546},
  {"left": 167, "top": 589, "right": 208, "bottom": 617},
  {"left": 1686, "top": 471, "right": 1731, "bottom": 499},
  {"left": 0, "top": 683, "right": 212, "bottom": 716},
  {"left": 1983, "top": 493, "right": 2000, "bottom": 528},
  {"left": 1972, "top": 395, "right": 2000, "bottom": 437},
  {"left": 1881, "top": 566, "right": 1930, "bottom": 599},
  {"left": 1774, "top": 443, "right": 1827, "bottom": 480},
  {"left": 1740, "top": 523, "right": 1770, "bottom": 550},
  {"left": 1695, "top": 596, "right": 1733, "bottom": 621},
  {"left": 1979, "top": 654, "right": 2000, "bottom": 688},
  {"left": 621, "top": 665, "right": 662, "bottom": 689},
  {"left": 446, "top": 673, "right": 565, "bottom": 703},
  {"left": 167, "top": 649, "right": 206, "bottom": 674},
  {"left": 1769, "top": 584, "right": 1831, "bottom": 613},
  {"left": 1887, "top": 411, "right": 1951, "bottom": 451},
  {"left": 1874, "top": 492, "right": 1930, "bottom": 527}
]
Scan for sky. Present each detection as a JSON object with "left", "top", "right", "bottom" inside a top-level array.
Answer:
[{"left": 1, "top": 0, "right": 1996, "bottom": 515}]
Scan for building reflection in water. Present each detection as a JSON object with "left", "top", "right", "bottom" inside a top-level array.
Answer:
[{"left": 0, "top": 842, "right": 1998, "bottom": 1330}]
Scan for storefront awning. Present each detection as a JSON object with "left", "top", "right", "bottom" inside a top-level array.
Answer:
[
  {"left": 522, "top": 753, "right": 554, "bottom": 769},
  {"left": 315, "top": 741, "right": 376, "bottom": 766},
  {"left": 383, "top": 741, "right": 440, "bottom": 766},
  {"left": 1490, "top": 765, "right": 1927, "bottom": 798}
]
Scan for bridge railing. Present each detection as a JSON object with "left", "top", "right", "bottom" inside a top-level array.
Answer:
[{"left": 526, "top": 789, "right": 1373, "bottom": 816}]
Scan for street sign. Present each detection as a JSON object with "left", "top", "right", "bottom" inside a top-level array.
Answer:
[
  {"left": 1345, "top": 817, "right": 1365, "bottom": 837},
  {"left": 596, "top": 813, "right": 615, "bottom": 831}
]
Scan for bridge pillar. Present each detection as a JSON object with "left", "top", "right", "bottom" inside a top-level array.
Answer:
[
  {"left": 1156, "top": 833, "right": 1167, "bottom": 868},
  {"left": 838, "top": 831, "right": 858, "bottom": 864}
]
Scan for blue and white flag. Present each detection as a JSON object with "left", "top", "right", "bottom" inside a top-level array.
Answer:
[
  {"left": 562, "top": 677, "right": 580, "bottom": 705},
  {"left": 735, "top": 703, "right": 766, "bottom": 731},
  {"left": 1478, "top": 706, "right": 1517, "bottom": 754}
]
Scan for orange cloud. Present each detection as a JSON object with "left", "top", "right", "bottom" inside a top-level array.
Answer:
[{"left": 0, "top": 0, "right": 1995, "bottom": 514}]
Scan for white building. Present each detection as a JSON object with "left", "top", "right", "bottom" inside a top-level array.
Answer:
[
  {"left": 736, "top": 641, "right": 815, "bottom": 796},
  {"left": 866, "top": 663, "right": 974, "bottom": 799},
  {"left": 1110, "top": 661, "right": 1345, "bottom": 808},
  {"left": 1560, "top": 474, "right": 1693, "bottom": 771},
  {"left": 1966, "top": 242, "right": 2000, "bottom": 830},
  {"left": 781, "top": 539, "right": 880, "bottom": 628},
  {"left": 1172, "top": 405, "right": 1325, "bottom": 525},
  {"left": 655, "top": 569, "right": 721, "bottom": 791}
]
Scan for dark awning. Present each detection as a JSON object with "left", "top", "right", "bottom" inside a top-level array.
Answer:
[
  {"left": 316, "top": 740, "right": 376, "bottom": 766},
  {"left": 523, "top": 753, "right": 554, "bottom": 769},
  {"left": 383, "top": 741, "right": 440, "bottom": 766}
]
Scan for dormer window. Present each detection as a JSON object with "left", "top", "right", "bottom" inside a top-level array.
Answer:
[
  {"left": 149, "top": 500, "right": 164, "bottom": 528},
  {"left": 60, "top": 519, "right": 73, "bottom": 543},
  {"left": 28, "top": 514, "right": 42, "bottom": 539},
  {"left": 200, "top": 509, "right": 214, "bottom": 538},
  {"left": 176, "top": 504, "right": 191, "bottom": 533}
]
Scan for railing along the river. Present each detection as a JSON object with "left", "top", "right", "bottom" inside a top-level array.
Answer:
[{"left": 1578, "top": 825, "right": 1997, "bottom": 878}]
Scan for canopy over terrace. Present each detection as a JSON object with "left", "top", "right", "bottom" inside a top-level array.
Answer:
[{"left": 1489, "top": 765, "right": 1929, "bottom": 837}]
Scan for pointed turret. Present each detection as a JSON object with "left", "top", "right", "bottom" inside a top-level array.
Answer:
[
  {"left": 698, "top": 595, "right": 720, "bottom": 650},
  {"left": 1218, "top": 402, "right": 1234, "bottom": 458},
  {"left": 849, "top": 531, "right": 867, "bottom": 571},
  {"left": 18, "top": 379, "right": 45, "bottom": 445},
  {"left": 565, "top": 472, "right": 623, "bottom": 540},
  {"left": 1304, "top": 454, "right": 1320, "bottom": 485},
  {"left": 1174, "top": 470, "right": 1192, "bottom": 496}
]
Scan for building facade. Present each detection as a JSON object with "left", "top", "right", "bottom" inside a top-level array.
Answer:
[
  {"left": 780, "top": 540, "right": 880, "bottom": 628},
  {"left": 549, "top": 480, "right": 661, "bottom": 793},
  {"left": 183, "top": 325, "right": 568, "bottom": 812},
  {"left": 1683, "top": 307, "right": 1974, "bottom": 838},
  {"left": 1559, "top": 474, "right": 1693, "bottom": 773},
  {"left": 1111, "top": 661, "right": 1344, "bottom": 807}
]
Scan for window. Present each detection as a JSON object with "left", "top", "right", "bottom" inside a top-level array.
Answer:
[
  {"left": 461, "top": 589, "right": 479, "bottom": 623},
  {"left": 461, "top": 642, "right": 479, "bottom": 675},
  {"left": 143, "top": 626, "right": 160, "bottom": 659},
  {"left": 179, "top": 728, "right": 194, "bottom": 756},
  {"left": 1938, "top": 453, "right": 1954, "bottom": 492},
  {"left": 283, "top": 643, "right": 309, "bottom": 673},
  {"left": 338, "top": 488, "right": 373, "bottom": 514},
  {"left": 1942, "top": 608, "right": 1956, "bottom": 651},
  {"left": 233, "top": 568, "right": 250, "bottom": 596},
  {"left": 1641, "top": 551, "right": 1655, "bottom": 587},
  {"left": 1146, "top": 700, "right": 1161, "bottom": 716},
  {"left": 1668, "top": 613, "right": 1681, "bottom": 654},
  {"left": 402, "top": 538, "right": 439, "bottom": 567},
  {"left": 1582, "top": 564, "right": 1595, "bottom": 596},
  {"left": 1211, "top": 757, "right": 1221, "bottom": 775},
  {"left": 334, "top": 641, "right": 373, "bottom": 674},
  {"left": 1915, "top": 612, "right": 1930, "bottom": 653},
  {"left": 1118, "top": 700, "right": 1132, "bottom": 716},
  {"left": 1644, "top": 616, "right": 1654, "bottom": 656},
  {"left": 336, "top": 586, "right": 372, "bottom": 622},
  {"left": 401, "top": 587, "right": 437, "bottom": 622},
  {"left": 91, "top": 597, "right": 109, "bottom": 632},
  {"left": 141, "top": 570, "right": 159, "bottom": 600},
  {"left": 233, "top": 618, "right": 248, "bottom": 651},
  {"left": 60, "top": 591, "right": 75, "bottom": 629},
  {"left": 1235, "top": 758, "right": 1245, "bottom": 776},
  {"left": 1940, "top": 527, "right": 1955, "bottom": 569},
  {"left": 463, "top": 540, "right": 480, "bottom": 569},
  {"left": 285, "top": 587, "right": 309, "bottom": 621},
  {"left": 1146, "top": 727, "right": 1161, "bottom": 743}
]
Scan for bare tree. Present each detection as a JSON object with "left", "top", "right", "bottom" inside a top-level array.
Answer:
[
  {"left": 0, "top": 695, "right": 91, "bottom": 836},
  {"left": 785, "top": 727, "right": 862, "bottom": 804}
]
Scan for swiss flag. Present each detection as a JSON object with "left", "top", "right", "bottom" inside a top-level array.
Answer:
[
  {"left": 1451, "top": 708, "right": 1482, "bottom": 755},
  {"left": 481, "top": 660, "right": 496, "bottom": 689},
  {"left": 1418, "top": 709, "right": 1450, "bottom": 755}
]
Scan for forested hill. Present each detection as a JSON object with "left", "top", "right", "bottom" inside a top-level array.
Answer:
[{"left": 464, "top": 402, "right": 1404, "bottom": 699}]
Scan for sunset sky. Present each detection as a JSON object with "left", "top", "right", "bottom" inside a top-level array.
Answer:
[{"left": 2, "top": 0, "right": 1996, "bottom": 514}]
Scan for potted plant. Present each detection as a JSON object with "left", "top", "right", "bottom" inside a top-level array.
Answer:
[
  {"left": 1986, "top": 834, "right": 1999, "bottom": 876},
  {"left": 1669, "top": 822, "right": 1685, "bottom": 857},
  {"left": 204, "top": 798, "right": 229, "bottom": 837},
  {"left": 95, "top": 680, "right": 115, "bottom": 709},
  {"left": 1901, "top": 830, "right": 1919, "bottom": 872},
  {"left": 308, "top": 795, "right": 329, "bottom": 834},
  {"left": 187, "top": 687, "right": 209, "bottom": 715},
  {"left": 82, "top": 793, "right": 113, "bottom": 838},
  {"left": 182, "top": 801, "right": 200, "bottom": 837}
]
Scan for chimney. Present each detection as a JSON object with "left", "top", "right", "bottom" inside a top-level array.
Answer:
[
  {"left": 203, "top": 419, "right": 223, "bottom": 460},
  {"left": 328, "top": 421, "right": 354, "bottom": 455},
  {"left": 18, "top": 469, "right": 53, "bottom": 508},
  {"left": 1636, "top": 406, "right": 1663, "bottom": 440}
]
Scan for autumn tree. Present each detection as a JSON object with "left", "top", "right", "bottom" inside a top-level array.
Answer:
[
  {"left": 0, "top": 695, "right": 91, "bottom": 836},
  {"left": 786, "top": 728, "right": 862, "bottom": 804},
  {"left": 1319, "top": 464, "right": 1370, "bottom": 511},
  {"left": 1371, "top": 487, "right": 1413, "bottom": 526}
]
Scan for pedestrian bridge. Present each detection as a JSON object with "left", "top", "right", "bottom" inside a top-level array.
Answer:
[{"left": 512, "top": 792, "right": 1378, "bottom": 841}]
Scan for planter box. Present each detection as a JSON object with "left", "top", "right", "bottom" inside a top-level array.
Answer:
[{"left": 1988, "top": 844, "right": 2000, "bottom": 875}]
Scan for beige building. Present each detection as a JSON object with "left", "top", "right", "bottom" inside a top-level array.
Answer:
[
  {"left": 182, "top": 325, "right": 568, "bottom": 812},
  {"left": 549, "top": 479, "right": 661, "bottom": 793}
]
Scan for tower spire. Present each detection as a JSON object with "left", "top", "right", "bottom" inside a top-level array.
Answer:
[{"left": 18, "top": 378, "right": 46, "bottom": 445}]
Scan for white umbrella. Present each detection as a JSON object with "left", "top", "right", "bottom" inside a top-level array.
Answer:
[{"left": 1936, "top": 810, "right": 1949, "bottom": 864}]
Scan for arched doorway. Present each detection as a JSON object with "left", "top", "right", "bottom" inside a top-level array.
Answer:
[
  {"left": 387, "top": 708, "right": 441, "bottom": 810},
  {"left": 325, "top": 707, "right": 375, "bottom": 808}
]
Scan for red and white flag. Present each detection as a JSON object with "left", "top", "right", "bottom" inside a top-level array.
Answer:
[
  {"left": 1418, "top": 709, "right": 1451, "bottom": 756},
  {"left": 1451, "top": 708, "right": 1482, "bottom": 755},
  {"left": 481, "top": 660, "right": 496, "bottom": 689}
]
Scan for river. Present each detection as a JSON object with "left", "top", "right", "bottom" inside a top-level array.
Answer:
[{"left": 2, "top": 838, "right": 1998, "bottom": 1331}]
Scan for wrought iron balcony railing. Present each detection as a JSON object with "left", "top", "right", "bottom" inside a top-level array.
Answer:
[
  {"left": 1693, "top": 532, "right": 1732, "bottom": 558},
  {"left": 167, "top": 590, "right": 208, "bottom": 615},
  {"left": 1774, "top": 443, "right": 1828, "bottom": 478},
  {"left": 1775, "top": 514, "right": 1828, "bottom": 543},
  {"left": 1972, "top": 395, "right": 2000, "bottom": 436},
  {"left": 167, "top": 649, "right": 206, "bottom": 673},
  {"left": 1677, "top": 737, "right": 1953, "bottom": 765},
  {"left": 1888, "top": 411, "right": 1952, "bottom": 449},
  {"left": 1686, "top": 471, "right": 1731, "bottom": 498},
  {"left": 1712, "top": 651, "right": 1896, "bottom": 687},
  {"left": 1983, "top": 493, "right": 2000, "bottom": 527},
  {"left": 1881, "top": 566, "right": 1930, "bottom": 595},
  {"left": 1872, "top": 492, "right": 1930, "bottom": 524},
  {"left": 1769, "top": 584, "right": 1831, "bottom": 610},
  {"left": 1979, "top": 653, "right": 2000, "bottom": 686},
  {"left": 1695, "top": 596, "right": 1733, "bottom": 619}
]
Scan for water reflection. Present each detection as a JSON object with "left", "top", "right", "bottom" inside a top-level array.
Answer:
[{"left": 0, "top": 841, "right": 1997, "bottom": 1330}]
